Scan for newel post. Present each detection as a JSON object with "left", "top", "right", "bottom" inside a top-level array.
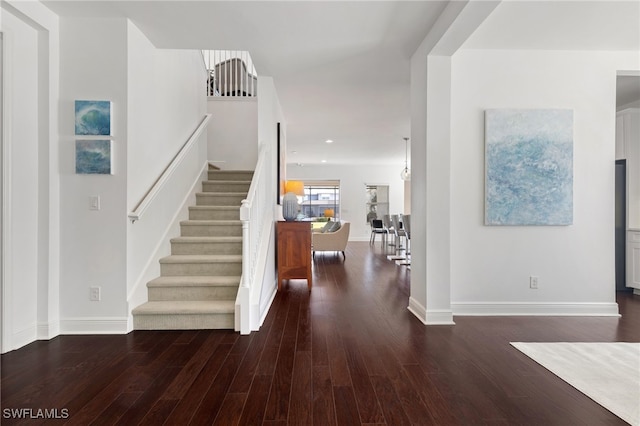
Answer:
[
  {"left": 240, "top": 200, "right": 251, "bottom": 290},
  {"left": 238, "top": 199, "right": 251, "bottom": 334}
]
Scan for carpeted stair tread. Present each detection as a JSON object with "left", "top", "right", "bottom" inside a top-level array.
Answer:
[
  {"left": 208, "top": 170, "right": 254, "bottom": 174},
  {"left": 189, "top": 206, "right": 240, "bottom": 211},
  {"left": 148, "top": 276, "right": 241, "bottom": 287},
  {"left": 170, "top": 236, "right": 243, "bottom": 243},
  {"left": 132, "top": 300, "right": 234, "bottom": 315},
  {"left": 180, "top": 219, "right": 242, "bottom": 225},
  {"left": 159, "top": 254, "right": 242, "bottom": 264},
  {"left": 202, "top": 180, "right": 251, "bottom": 185},
  {"left": 196, "top": 192, "right": 248, "bottom": 196}
]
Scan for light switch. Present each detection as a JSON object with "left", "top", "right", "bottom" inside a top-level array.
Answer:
[{"left": 89, "top": 195, "right": 100, "bottom": 210}]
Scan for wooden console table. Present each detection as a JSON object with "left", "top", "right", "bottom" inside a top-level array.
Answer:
[{"left": 276, "top": 221, "right": 312, "bottom": 290}]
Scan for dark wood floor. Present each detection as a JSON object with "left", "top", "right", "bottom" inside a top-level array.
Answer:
[{"left": 2, "top": 242, "right": 638, "bottom": 425}]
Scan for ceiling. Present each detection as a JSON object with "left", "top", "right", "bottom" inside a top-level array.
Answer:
[{"left": 44, "top": 1, "right": 640, "bottom": 167}]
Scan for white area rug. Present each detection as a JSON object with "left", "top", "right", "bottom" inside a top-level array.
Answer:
[{"left": 511, "top": 342, "right": 640, "bottom": 425}]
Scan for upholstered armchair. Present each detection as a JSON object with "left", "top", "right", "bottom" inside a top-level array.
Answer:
[{"left": 312, "top": 221, "right": 350, "bottom": 260}]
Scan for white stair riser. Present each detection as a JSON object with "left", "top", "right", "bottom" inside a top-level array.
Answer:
[
  {"left": 189, "top": 208, "right": 240, "bottom": 220},
  {"left": 133, "top": 313, "right": 234, "bottom": 330},
  {"left": 208, "top": 171, "right": 254, "bottom": 181},
  {"left": 202, "top": 182, "right": 250, "bottom": 193},
  {"left": 196, "top": 193, "right": 245, "bottom": 206},
  {"left": 148, "top": 286, "right": 238, "bottom": 301},
  {"left": 181, "top": 224, "right": 242, "bottom": 237},
  {"left": 171, "top": 242, "right": 242, "bottom": 255},
  {"left": 160, "top": 262, "right": 242, "bottom": 276}
]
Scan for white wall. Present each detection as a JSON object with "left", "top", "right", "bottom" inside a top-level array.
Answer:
[
  {"left": 407, "top": 0, "right": 495, "bottom": 325},
  {"left": 59, "top": 17, "right": 129, "bottom": 331},
  {"left": 255, "top": 76, "right": 283, "bottom": 322},
  {"left": 58, "top": 17, "right": 208, "bottom": 334},
  {"left": 126, "top": 21, "right": 208, "bottom": 313},
  {"left": 450, "top": 49, "right": 639, "bottom": 313},
  {"left": 2, "top": 1, "right": 61, "bottom": 352},
  {"left": 208, "top": 98, "right": 258, "bottom": 170},
  {"left": 127, "top": 23, "right": 207, "bottom": 208},
  {"left": 286, "top": 164, "right": 406, "bottom": 241},
  {"left": 3, "top": 7, "right": 40, "bottom": 348}
]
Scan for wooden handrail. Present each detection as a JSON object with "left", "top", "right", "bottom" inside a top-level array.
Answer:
[{"left": 128, "top": 114, "right": 211, "bottom": 223}]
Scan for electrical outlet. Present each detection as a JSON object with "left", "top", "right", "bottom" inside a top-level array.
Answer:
[
  {"left": 90, "top": 286, "right": 101, "bottom": 301},
  {"left": 529, "top": 276, "right": 539, "bottom": 289}
]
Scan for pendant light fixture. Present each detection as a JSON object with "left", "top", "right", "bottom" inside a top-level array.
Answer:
[{"left": 400, "top": 137, "right": 411, "bottom": 181}]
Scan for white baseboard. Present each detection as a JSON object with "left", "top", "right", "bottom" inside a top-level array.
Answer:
[
  {"left": 256, "top": 280, "right": 277, "bottom": 330},
  {"left": 11, "top": 325, "right": 37, "bottom": 352},
  {"left": 451, "top": 302, "right": 621, "bottom": 316},
  {"left": 426, "top": 310, "right": 456, "bottom": 325},
  {"left": 407, "top": 297, "right": 427, "bottom": 323},
  {"left": 3, "top": 322, "right": 63, "bottom": 353},
  {"left": 59, "top": 317, "right": 129, "bottom": 334},
  {"left": 408, "top": 298, "right": 456, "bottom": 325},
  {"left": 37, "top": 320, "right": 60, "bottom": 340}
]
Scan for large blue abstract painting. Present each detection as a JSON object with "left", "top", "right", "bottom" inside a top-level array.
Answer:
[
  {"left": 76, "top": 140, "right": 112, "bottom": 174},
  {"left": 485, "top": 109, "right": 573, "bottom": 226},
  {"left": 75, "top": 100, "right": 111, "bottom": 135}
]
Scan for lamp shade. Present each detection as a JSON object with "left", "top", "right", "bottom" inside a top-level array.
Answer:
[
  {"left": 285, "top": 180, "right": 305, "bottom": 196},
  {"left": 324, "top": 208, "right": 334, "bottom": 218}
]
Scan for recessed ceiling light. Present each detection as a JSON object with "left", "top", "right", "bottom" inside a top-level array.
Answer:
[
  {"left": 292, "top": 150, "right": 297, "bottom": 154},
  {"left": 325, "top": 139, "right": 333, "bottom": 144},
  {"left": 321, "top": 160, "right": 327, "bottom": 163}
]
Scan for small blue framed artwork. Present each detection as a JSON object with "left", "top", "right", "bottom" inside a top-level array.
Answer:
[
  {"left": 485, "top": 109, "right": 573, "bottom": 226},
  {"left": 75, "top": 100, "right": 111, "bottom": 136},
  {"left": 76, "top": 140, "right": 112, "bottom": 174}
]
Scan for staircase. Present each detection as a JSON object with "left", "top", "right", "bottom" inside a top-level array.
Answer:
[{"left": 132, "top": 169, "right": 253, "bottom": 330}]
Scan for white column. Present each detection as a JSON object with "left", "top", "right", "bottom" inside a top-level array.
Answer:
[{"left": 424, "top": 55, "right": 454, "bottom": 324}]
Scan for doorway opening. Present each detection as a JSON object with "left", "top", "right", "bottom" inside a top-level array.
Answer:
[
  {"left": 615, "top": 159, "right": 628, "bottom": 292},
  {"left": 615, "top": 72, "right": 640, "bottom": 294}
]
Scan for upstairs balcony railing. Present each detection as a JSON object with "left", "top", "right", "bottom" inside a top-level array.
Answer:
[{"left": 202, "top": 50, "right": 258, "bottom": 98}]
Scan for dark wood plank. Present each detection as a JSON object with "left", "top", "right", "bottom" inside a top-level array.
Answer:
[
  {"left": 402, "top": 364, "right": 458, "bottom": 425},
  {"left": 237, "top": 375, "right": 272, "bottom": 425},
  {"left": 115, "top": 366, "right": 181, "bottom": 425},
  {"left": 138, "top": 398, "right": 179, "bottom": 426},
  {"left": 89, "top": 392, "right": 142, "bottom": 426},
  {"left": 164, "top": 343, "right": 233, "bottom": 424},
  {"left": 325, "top": 321, "right": 352, "bottom": 387},
  {"left": 333, "top": 386, "right": 361, "bottom": 426},
  {"left": 263, "top": 311, "right": 298, "bottom": 421},
  {"left": 255, "top": 292, "right": 289, "bottom": 376},
  {"left": 310, "top": 318, "right": 330, "bottom": 367},
  {"left": 312, "top": 366, "right": 337, "bottom": 426},
  {"left": 190, "top": 350, "right": 245, "bottom": 425},
  {"left": 228, "top": 327, "right": 270, "bottom": 393},
  {"left": 288, "top": 351, "right": 312, "bottom": 425},
  {"left": 371, "top": 344, "right": 434, "bottom": 424},
  {"left": 342, "top": 337, "right": 385, "bottom": 423},
  {"left": 370, "top": 375, "right": 411, "bottom": 426},
  {"left": 212, "top": 393, "right": 246, "bottom": 426},
  {"left": 162, "top": 332, "right": 224, "bottom": 400}
]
